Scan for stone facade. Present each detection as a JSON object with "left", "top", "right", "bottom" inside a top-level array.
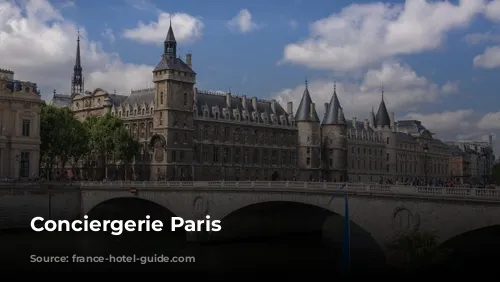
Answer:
[
  {"left": 447, "top": 139, "right": 495, "bottom": 184},
  {"left": 0, "top": 69, "right": 42, "bottom": 179},
  {"left": 77, "top": 183, "right": 500, "bottom": 256},
  {"left": 51, "top": 24, "right": 478, "bottom": 183}
]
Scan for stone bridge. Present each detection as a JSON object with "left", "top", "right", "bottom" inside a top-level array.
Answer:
[
  {"left": 80, "top": 181, "right": 500, "bottom": 257},
  {"left": 2, "top": 181, "right": 500, "bottom": 261}
]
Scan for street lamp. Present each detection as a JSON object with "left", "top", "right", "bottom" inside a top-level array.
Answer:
[
  {"left": 422, "top": 143, "right": 429, "bottom": 185},
  {"left": 222, "top": 149, "right": 227, "bottom": 181},
  {"left": 482, "top": 148, "right": 488, "bottom": 186}
]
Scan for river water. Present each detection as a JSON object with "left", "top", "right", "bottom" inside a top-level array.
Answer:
[{"left": 0, "top": 230, "right": 346, "bottom": 275}]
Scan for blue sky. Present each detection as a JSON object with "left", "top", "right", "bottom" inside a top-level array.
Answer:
[{"left": 1, "top": 0, "right": 500, "bottom": 150}]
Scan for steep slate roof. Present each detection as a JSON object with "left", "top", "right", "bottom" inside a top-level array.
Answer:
[
  {"left": 322, "top": 85, "right": 346, "bottom": 125},
  {"left": 165, "top": 24, "right": 176, "bottom": 42},
  {"left": 122, "top": 89, "right": 155, "bottom": 105},
  {"left": 295, "top": 82, "right": 320, "bottom": 122},
  {"left": 194, "top": 90, "right": 290, "bottom": 125},
  {"left": 51, "top": 93, "right": 72, "bottom": 107},
  {"left": 375, "top": 94, "right": 391, "bottom": 127},
  {"left": 154, "top": 57, "right": 195, "bottom": 73}
]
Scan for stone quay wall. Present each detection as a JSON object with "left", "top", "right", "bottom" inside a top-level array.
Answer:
[{"left": 0, "top": 184, "right": 81, "bottom": 230}]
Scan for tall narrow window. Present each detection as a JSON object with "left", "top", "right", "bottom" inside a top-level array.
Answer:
[
  {"left": 160, "top": 92, "right": 164, "bottom": 104},
  {"left": 183, "top": 93, "right": 188, "bottom": 106},
  {"left": 22, "top": 119, "right": 30, "bottom": 137}
]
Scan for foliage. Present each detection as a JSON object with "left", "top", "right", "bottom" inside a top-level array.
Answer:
[
  {"left": 388, "top": 231, "right": 449, "bottom": 270},
  {"left": 40, "top": 108, "right": 140, "bottom": 179},
  {"left": 83, "top": 114, "right": 140, "bottom": 163},
  {"left": 40, "top": 105, "right": 88, "bottom": 177}
]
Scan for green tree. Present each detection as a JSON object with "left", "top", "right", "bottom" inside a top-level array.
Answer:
[
  {"left": 40, "top": 104, "right": 88, "bottom": 180},
  {"left": 388, "top": 231, "right": 449, "bottom": 270},
  {"left": 83, "top": 114, "right": 140, "bottom": 180}
]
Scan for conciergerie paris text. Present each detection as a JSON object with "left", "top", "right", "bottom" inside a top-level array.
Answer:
[{"left": 30, "top": 215, "right": 222, "bottom": 235}]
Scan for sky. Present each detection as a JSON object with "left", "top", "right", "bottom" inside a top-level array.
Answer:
[{"left": 1, "top": 0, "right": 500, "bottom": 152}]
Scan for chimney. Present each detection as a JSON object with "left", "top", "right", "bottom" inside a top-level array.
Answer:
[
  {"left": 287, "top": 102, "right": 293, "bottom": 114},
  {"left": 310, "top": 103, "right": 316, "bottom": 118},
  {"left": 324, "top": 103, "right": 329, "bottom": 118},
  {"left": 369, "top": 111, "right": 374, "bottom": 126},
  {"left": 193, "top": 87, "right": 198, "bottom": 103},
  {"left": 271, "top": 99, "right": 277, "bottom": 113},
  {"left": 242, "top": 95, "right": 247, "bottom": 109},
  {"left": 186, "top": 54, "right": 192, "bottom": 68},
  {"left": 226, "top": 92, "right": 231, "bottom": 108},
  {"left": 364, "top": 119, "right": 369, "bottom": 130},
  {"left": 390, "top": 112, "right": 396, "bottom": 132},
  {"left": 352, "top": 117, "right": 357, "bottom": 128},
  {"left": 252, "top": 97, "right": 258, "bottom": 111},
  {"left": 489, "top": 134, "right": 493, "bottom": 147}
]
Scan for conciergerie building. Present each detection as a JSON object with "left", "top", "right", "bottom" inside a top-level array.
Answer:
[{"left": 51, "top": 24, "right": 453, "bottom": 183}]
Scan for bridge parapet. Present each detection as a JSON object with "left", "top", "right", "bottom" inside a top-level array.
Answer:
[{"left": 75, "top": 181, "right": 500, "bottom": 202}]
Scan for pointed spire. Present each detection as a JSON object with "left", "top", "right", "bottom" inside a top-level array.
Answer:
[
  {"left": 322, "top": 81, "right": 345, "bottom": 125},
  {"left": 163, "top": 15, "right": 177, "bottom": 58},
  {"left": 165, "top": 14, "right": 176, "bottom": 42},
  {"left": 375, "top": 86, "right": 390, "bottom": 127},
  {"left": 295, "top": 79, "right": 320, "bottom": 122},
  {"left": 71, "top": 29, "right": 84, "bottom": 94},
  {"left": 74, "top": 28, "right": 81, "bottom": 70}
]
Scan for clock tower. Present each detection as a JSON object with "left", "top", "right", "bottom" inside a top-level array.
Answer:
[{"left": 151, "top": 20, "right": 196, "bottom": 180}]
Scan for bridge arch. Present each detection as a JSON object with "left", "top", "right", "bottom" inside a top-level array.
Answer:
[
  {"left": 438, "top": 225, "right": 500, "bottom": 270},
  {"left": 81, "top": 190, "right": 191, "bottom": 220},
  {"left": 211, "top": 199, "right": 387, "bottom": 268},
  {"left": 86, "top": 197, "right": 178, "bottom": 221}
]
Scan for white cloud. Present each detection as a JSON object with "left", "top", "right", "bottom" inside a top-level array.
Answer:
[
  {"left": 441, "top": 81, "right": 460, "bottom": 93},
  {"left": 227, "top": 9, "right": 260, "bottom": 33},
  {"left": 477, "top": 112, "right": 500, "bottom": 130},
  {"left": 463, "top": 32, "right": 500, "bottom": 45},
  {"left": 122, "top": 12, "right": 204, "bottom": 44},
  {"left": 0, "top": 0, "right": 154, "bottom": 100},
  {"left": 485, "top": 0, "right": 500, "bottom": 21},
  {"left": 281, "top": 0, "right": 485, "bottom": 71},
  {"left": 101, "top": 25, "right": 115, "bottom": 44},
  {"left": 273, "top": 62, "right": 454, "bottom": 120},
  {"left": 473, "top": 45, "right": 500, "bottom": 68},
  {"left": 404, "top": 110, "right": 500, "bottom": 154},
  {"left": 403, "top": 110, "right": 475, "bottom": 135}
]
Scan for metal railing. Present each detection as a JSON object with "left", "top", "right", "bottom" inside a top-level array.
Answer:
[{"left": 74, "top": 181, "right": 500, "bottom": 201}]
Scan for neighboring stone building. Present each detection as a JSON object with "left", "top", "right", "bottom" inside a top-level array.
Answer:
[
  {"left": 60, "top": 24, "right": 453, "bottom": 183},
  {"left": 0, "top": 68, "right": 43, "bottom": 179},
  {"left": 446, "top": 138, "right": 494, "bottom": 184}
]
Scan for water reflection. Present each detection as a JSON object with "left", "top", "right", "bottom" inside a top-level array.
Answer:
[{"left": 0, "top": 230, "right": 341, "bottom": 273}]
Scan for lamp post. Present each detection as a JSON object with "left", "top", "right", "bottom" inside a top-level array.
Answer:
[
  {"left": 223, "top": 149, "right": 227, "bottom": 181},
  {"left": 422, "top": 143, "right": 429, "bottom": 185},
  {"left": 482, "top": 148, "right": 488, "bottom": 186}
]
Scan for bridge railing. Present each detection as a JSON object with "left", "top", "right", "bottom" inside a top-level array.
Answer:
[{"left": 73, "top": 181, "right": 500, "bottom": 201}]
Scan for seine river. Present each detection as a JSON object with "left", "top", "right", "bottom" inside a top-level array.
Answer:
[{"left": 0, "top": 230, "right": 347, "bottom": 275}]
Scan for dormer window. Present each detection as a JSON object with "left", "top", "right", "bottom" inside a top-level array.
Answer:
[
  {"left": 142, "top": 109, "right": 145, "bottom": 115},
  {"left": 204, "top": 110, "right": 208, "bottom": 118}
]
